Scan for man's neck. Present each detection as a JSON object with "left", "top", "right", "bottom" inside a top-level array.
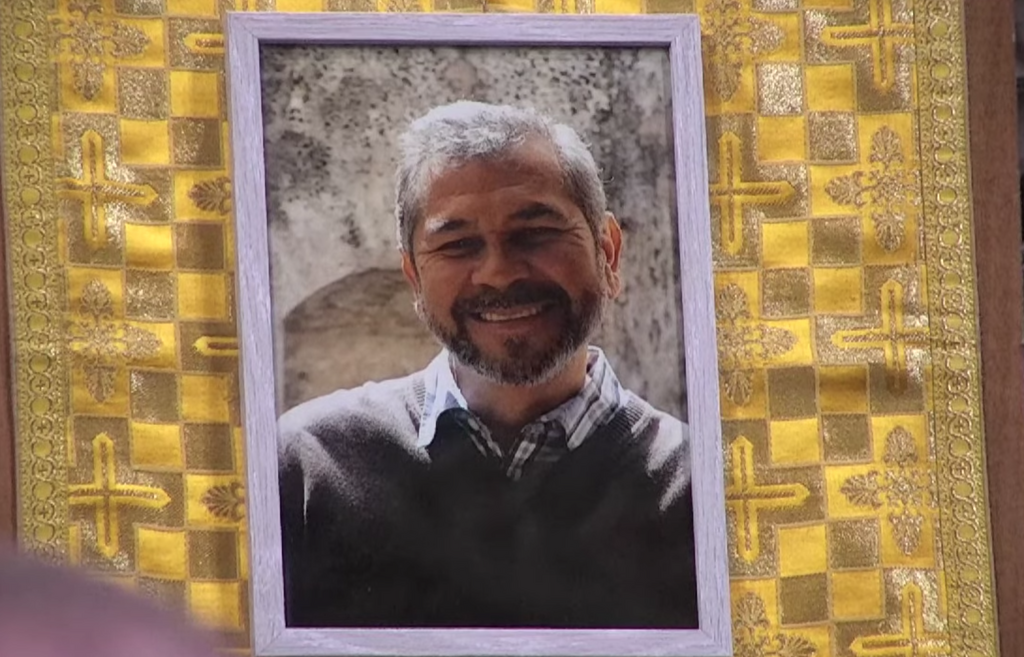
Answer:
[{"left": 453, "top": 349, "right": 590, "bottom": 451}]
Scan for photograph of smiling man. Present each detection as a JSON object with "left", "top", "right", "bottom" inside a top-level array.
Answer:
[{"left": 262, "top": 45, "right": 694, "bottom": 631}]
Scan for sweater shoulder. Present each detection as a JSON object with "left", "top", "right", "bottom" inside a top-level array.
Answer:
[
  {"left": 278, "top": 371, "right": 425, "bottom": 448},
  {"left": 622, "top": 393, "right": 692, "bottom": 505},
  {"left": 623, "top": 393, "right": 689, "bottom": 458}
]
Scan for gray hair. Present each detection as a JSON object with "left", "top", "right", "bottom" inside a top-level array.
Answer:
[{"left": 394, "top": 101, "right": 607, "bottom": 256}]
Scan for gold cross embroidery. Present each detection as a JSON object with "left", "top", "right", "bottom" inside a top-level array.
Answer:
[
  {"left": 832, "top": 280, "right": 929, "bottom": 393},
  {"left": 69, "top": 433, "right": 170, "bottom": 559},
  {"left": 194, "top": 336, "right": 239, "bottom": 358},
  {"left": 821, "top": 0, "right": 914, "bottom": 92},
  {"left": 725, "top": 436, "right": 809, "bottom": 562},
  {"left": 183, "top": 0, "right": 267, "bottom": 58},
  {"left": 184, "top": 32, "right": 224, "bottom": 56},
  {"left": 56, "top": 131, "right": 158, "bottom": 249},
  {"left": 850, "top": 584, "right": 950, "bottom": 656},
  {"left": 709, "top": 133, "right": 795, "bottom": 255}
]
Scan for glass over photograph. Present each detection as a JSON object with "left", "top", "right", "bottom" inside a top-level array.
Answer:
[{"left": 260, "top": 44, "right": 696, "bottom": 630}]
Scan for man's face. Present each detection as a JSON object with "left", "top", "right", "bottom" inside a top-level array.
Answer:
[{"left": 401, "top": 137, "right": 622, "bottom": 386}]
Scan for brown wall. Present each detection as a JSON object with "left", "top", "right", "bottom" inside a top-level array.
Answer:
[
  {"left": 0, "top": 141, "right": 15, "bottom": 544},
  {"left": 966, "top": 0, "right": 1024, "bottom": 653}
]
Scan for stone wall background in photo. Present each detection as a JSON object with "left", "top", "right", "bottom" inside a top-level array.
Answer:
[{"left": 260, "top": 45, "right": 688, "bottom": 419}]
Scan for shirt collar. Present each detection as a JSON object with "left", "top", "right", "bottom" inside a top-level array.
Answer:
[
  {"left": 417, "top": 346, "right": 624, "bottom": 451},
  {"left": 417, "top": 350, "right": 469, "bottom": 448}
]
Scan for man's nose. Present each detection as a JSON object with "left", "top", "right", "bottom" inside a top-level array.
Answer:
[{"left": 470, "top": 244, "right": 529, "bottom": 290}]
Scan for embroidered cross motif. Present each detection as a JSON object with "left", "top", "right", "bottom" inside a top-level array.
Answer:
[
  {"left": 832, "top": 280, "right": 929, "bottom": 394},
  {"left": 57, "top": 131, "right": 158, "bottom": 250},
  {"left": 850, "top": 584, "right": 950, "bottom": 656},
  {"left": 69, "top": 433, "right": 170, "bottom": 559},
  {"left": 194, "top": 335, "right": 239, "bottom": 358},
  {"left": 821, "top": 0, "right": 915, "bottom": 92},
  {"left": 725, "top": 436, "right": 809, "bottom": 562},
  {"left": 710, "top": 133, "right": 795, "bottom": 255}
]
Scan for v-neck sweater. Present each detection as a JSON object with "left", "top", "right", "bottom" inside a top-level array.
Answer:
[{"left": 278, "top": 371, "right": 698, "bottom": 629}]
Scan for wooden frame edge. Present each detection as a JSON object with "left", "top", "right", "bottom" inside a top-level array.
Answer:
[{"left": 228, "top": 12, "right": 730, "bottom": 657}]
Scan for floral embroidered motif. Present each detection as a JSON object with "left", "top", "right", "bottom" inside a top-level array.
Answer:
[
  {"left": 825, "top": 126, "right": 920, "bottom": 253},
  {"left": 734, "top": 592, "right": 817, "bottom": 657},
  {"left": 51, "top": 0, "right": 150, "bottom": 101},
  {"left": 188, "top": 177, "right": 233, "bottom": 216},
  {"left": 701, "top": 0, "right": 784, "bottom": 101},
  {"left": 66, "top": 280, "right": 161, "bottom": 403},
  {"left": 840, "top": 426, "right": 936, "bottom": 555},
  {"left": 716, "top": 284, "right": 797, "bottom": 406},
  {"left": 201, "top": 482, "right": 246, "bottom": 521}
]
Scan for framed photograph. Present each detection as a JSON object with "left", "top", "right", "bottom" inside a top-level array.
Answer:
[{"left": 225, "top": 12, "right": 728, "bottom": 657}]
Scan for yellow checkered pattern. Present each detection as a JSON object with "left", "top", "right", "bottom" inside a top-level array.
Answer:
[{"left": 0, "top": 0, "right": 997, "bottom": 655}]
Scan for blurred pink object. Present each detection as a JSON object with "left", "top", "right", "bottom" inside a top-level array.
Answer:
[{"left": 0, "top": 549, "right": 221, "bottom": 657}]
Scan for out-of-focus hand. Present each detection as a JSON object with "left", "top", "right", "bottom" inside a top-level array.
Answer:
[{"left": 0, "top": 549, "right": 222, "bottom": 657}]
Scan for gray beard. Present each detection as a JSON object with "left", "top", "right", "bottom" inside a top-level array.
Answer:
[{"left": 417, "top": 291, "right": 604, "bottom": 387}]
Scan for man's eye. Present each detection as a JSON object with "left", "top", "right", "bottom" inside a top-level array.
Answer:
[
  {"left": 515, "top": 227, "right": 561, "bottom": 244},
  {"left": 437, "top": 238, "right": 480, "bottom": 255}
]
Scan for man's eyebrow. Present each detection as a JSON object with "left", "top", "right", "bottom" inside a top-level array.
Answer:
[
  {"left": 422, "top": 217, "right": 472, "bottom": 238},
  {"left": 510, "top": 202, "right": 569, "bottom": 223},
  {"left": 421, "top": 203, "right": 568, "bottom": 238}
]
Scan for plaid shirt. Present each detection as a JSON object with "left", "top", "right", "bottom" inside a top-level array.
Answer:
[{"left": 417, "top": 347, "right": 625, "bottom": 481}]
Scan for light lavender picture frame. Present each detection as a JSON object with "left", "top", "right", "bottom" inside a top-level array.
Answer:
[{"left": 225, "top": 11, "right": 730, "bottom": 657}]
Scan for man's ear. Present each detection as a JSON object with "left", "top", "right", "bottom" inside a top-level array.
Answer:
[
  {"left": 400, "top": 250, "right": 421, "bottom": 294},
  {"left": 600, "top": 212, "right": 623, "bottom": 298}
]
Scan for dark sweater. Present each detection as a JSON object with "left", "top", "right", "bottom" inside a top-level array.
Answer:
[{"left": 278, "top": 372, "right": 698, "bottom": 629}]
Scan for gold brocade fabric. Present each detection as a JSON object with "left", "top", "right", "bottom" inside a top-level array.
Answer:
[{"left": 0, "top": 0, "right": 997, "bottom": 655}]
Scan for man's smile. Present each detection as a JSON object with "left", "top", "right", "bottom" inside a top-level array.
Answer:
[{"left": 471, "top": 301, "right": 552, "bottom": 323}]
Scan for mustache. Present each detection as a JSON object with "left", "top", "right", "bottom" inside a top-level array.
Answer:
[{"left": 452, "top": 281, "right": 571, "bottom": 317}]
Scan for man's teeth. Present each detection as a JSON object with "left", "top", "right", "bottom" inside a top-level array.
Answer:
[{"left": 478, "top": 305, "right": 545, "bottom": 322}]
